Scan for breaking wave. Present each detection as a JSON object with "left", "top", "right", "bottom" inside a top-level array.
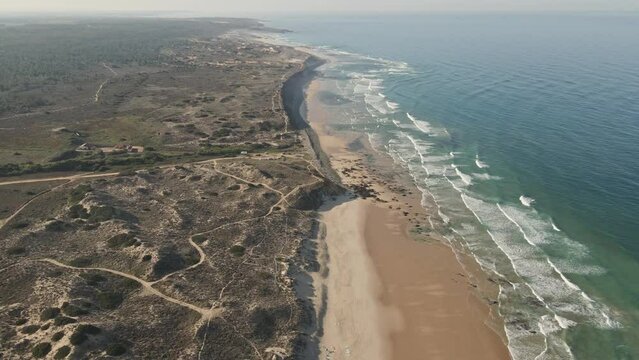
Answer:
[
  {"left": 520, "top": 195, "right": 536, "bottom": 207},
  {"left": 475, "top": 154, "right": 489, "bottom": 168}
]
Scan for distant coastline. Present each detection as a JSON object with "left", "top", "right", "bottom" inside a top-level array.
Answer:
[{"left": 281, "top": 55, "right": 340, "bottom": 184}]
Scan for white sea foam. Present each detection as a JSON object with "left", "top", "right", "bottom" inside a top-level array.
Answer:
[
  {"left": 475, "top": 154, "right": 489, "bottom": 168},
  {"left": 366, "top": 132, "right": 385, "bottom": 155},
  {"left": 472, "top": 173, "right": 502, "bottom": 181},
  {"left": 426, "top": 215, "right": 435, "bottom": 229},
  {"left": 365, "top": 94, "right": 391, "bottom": 115},
  {"left": 438, "top": 209, "right": 450, "bottom": 224},
  {"left": 386, "top": 100, "right": 400, "bottom": 110},
  {"left": 405, "top": 134, "right": 431, "bottom": 177},
  {"left": 407, "top": 113, "right": 432, "bottom": 134},
  {"left": 452, "top": 165, "right": 473, "bottom": 186},
  {"left": 492, "top": 202, "right": 616, "bottom": 328},
  {"left": 520, "top": 195, "right": 536, "bottom": 207},
  {"left": 551, "top": 219, "right": 561, "bottom": 232}
]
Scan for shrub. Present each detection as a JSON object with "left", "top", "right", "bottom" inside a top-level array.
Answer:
[
  {"left": 88, "top": 206, "right": 117, "bottom": 223},
  {"left": 211, "top": 128, "right": 232, "bottom": 138},
  {"left": 68, "top": 184, "right": 92, "bottom": 204},
  {"left": 107, "top": 233, "right": 137, "bottom": 248},
  {"left": 54, "top": 345, "right": 71, "bottom": 359},
  {"left": 6, "top": 246, "right": 26, "bottom": 255},
  {"left": 69, "top": 324, "right": 101, "bottom": 346},
  {"left": 68, "top": 204, "right": 89, "bottom": 219},
  {"left": 152, "top": 247, "right": 186, "bottom": 277},
  {"left": 61, "top": 303, "right": 88, "bottom": 317},
  {"left": 69, "top": 256, "right": 93, "bottom": 267},
  {"left": 54, "top": 316, "right": 77, "bottom": 326},
  {"left": 21, "top": 324, "right": 40, "bottom": 334},
  {"left": 69, "top": 331, "right": 87, "bottom": 345},
  {"left": 76, "top": 324, "right": 101, "bottom": 335},
  {"left": 31, "top": 342, "right": 52, "bottom": 358},
  {"left": 48, "top": 269, "right": 64, "bottom": 277},
  {"left": 51, "top": 331, "right": 65, "bottom": 341},
  {"left": 251, "top": 309, "right": 276, "bottom": 340},
  {"left": 49, "top": 150, "right": 79, "bottom": 162},
  {"left": 80, "top": 272, "right": 107, "bottom": 286},
  {"left": 97, "top": 291, "right": 123, "bottom": 309},
  {"left": 9, "top": 221, "right": 30, "bottom": 229},
  {"left": 119, "top": 278, "right": 141, "bottom": 291},
  {"left": 40, "top": 307, "right": 61, "bottom": 321},
  {"left": 141, "top": 254, "right": 152, "bottom": 262},
  {"left": 229, "top": 244, "right": 245, "bottom": 257},
  {"left": 105, "top": 343, "right": 127, "bottom": 356},
  {"left": 44, "top": 220, "right": 69, "bottom": 232}
]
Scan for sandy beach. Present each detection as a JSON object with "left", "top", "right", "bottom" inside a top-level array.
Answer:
[{"left": 305, "top": 78, "right": 511, "bottom": 359}]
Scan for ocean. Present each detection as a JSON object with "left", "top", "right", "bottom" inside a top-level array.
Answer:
[{"left": 268, "top": 13, "right": 639, "bottom": 359}]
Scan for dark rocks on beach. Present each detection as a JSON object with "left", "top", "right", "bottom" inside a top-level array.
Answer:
[
  {"left": 508, "top": 318, "right": 531, "bottom": 331},
  {"left": 350, "top": 183, "right": 379, "bottom": 199}
]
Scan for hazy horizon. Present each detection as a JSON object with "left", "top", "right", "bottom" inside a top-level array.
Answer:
[{"left": 1, "top": 0, "right": 638, "bottom": 17}]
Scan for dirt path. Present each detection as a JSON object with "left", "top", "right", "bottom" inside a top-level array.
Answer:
[
  {"left": 0, "top": 173, "right": 120, "bottom": 187},
  {"left": 102, "top": 63, "right": 118, "bottom": 76},
  {"left": 0, "top": 152, "right": 321, "bottom": 188},
  {"left": 93, "top": 62, "right": 119, "bottom": 103},
  {"left": 0, "top": 180, "right": 73, "bottom": 230},
  {"left": 38, "top": 258, "right": 220, "bottom": 318},
  {"left": 94, "top": 80, "right": 109, "bottom": 103},
  {"left": 212, "top": 160, "right": 285, "bottom": 197}
]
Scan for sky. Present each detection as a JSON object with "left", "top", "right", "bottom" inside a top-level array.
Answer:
[{"left": 0, "top": 0, "right": 638, "bottom": 15}]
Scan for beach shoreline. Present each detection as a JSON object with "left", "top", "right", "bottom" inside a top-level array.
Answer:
[{"left": 302, "top": 70, "right": 511, "bottom": 359}]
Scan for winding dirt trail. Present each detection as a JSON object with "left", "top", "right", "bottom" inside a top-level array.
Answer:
[
  {"left": 0, "top": 180, "right": 74, "bottom": 230},
  {"left": 38, "top": 258, "right": 220, "bottom": 318},
  {"left": 93, "top": 62, "right": 119, "bottom": 103}
]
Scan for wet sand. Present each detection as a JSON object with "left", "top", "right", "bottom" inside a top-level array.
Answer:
[
  {"left": 306, "top": 78, "right": 511, "bottom": 359},
  {"left": 365, "top": 203, "right": 509, "bottom": 359}
]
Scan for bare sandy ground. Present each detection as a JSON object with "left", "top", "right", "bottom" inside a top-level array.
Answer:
[
  {"left": 306, "top": 79, "right": 511, "bottom": 360},
  {"left": 317, "top": 198, "right": 393, "bottom": 360}
]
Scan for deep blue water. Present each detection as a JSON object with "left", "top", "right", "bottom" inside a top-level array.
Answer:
[{"left": 270, "top": 14, "right": 639, "bottom": 359}]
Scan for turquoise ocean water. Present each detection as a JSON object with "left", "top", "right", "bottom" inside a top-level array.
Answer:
[{"left": 269, "top": 14, "right": 639, "bottom": 359}]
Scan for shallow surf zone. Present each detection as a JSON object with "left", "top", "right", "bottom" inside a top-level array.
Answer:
[{"left": 297, "top": 43, "right": 619, "bottom": 360}]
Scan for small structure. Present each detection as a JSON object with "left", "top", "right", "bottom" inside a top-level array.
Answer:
[
  {"left": 76, "top": 143, "right": 98, "bottom": 152},
  {"left": 101, "top": 144, "right": 144, "bottom": 154}
]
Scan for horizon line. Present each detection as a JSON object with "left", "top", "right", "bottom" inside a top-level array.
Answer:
[{"left": 1, "top": 9, "right": 639, "bottom": 18}]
